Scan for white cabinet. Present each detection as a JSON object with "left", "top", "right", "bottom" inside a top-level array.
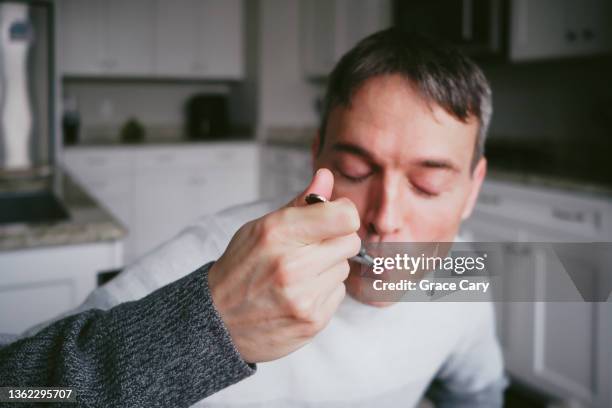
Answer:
[
  {"left": 57, "top": 0, "right": 155, "bottom": 76},
  {"left": 0, "top": 241, "right": 123, "bottom": 334},
  {"left": 299, "top": 0, "right": 391, "bottom": 78},
  {"left": 63, "top": 144, "right": 259, "bottom": 263},
  {"left": 57, "top": 0, "right": 244, "bottom": 79},
  {"left": 106, "top": 0, "right": 156, "bottom": 75},
  {"left": 62, "top": 149, "right": 133, "bottom": 224},
  {"left": 154, "top": 0, "right": 243, "bottom": 78},
  {"left": 464, "top": 179, "right": 612, "bottom": 407},
  {"left": 510, "top": 0, "right": 612, "bottom": 61},
  {"left": 57, "top": 0, "right": 107, "bottom": 75},
  {"left": 260, "top": 145, "right": 312, "bottom": 199}
]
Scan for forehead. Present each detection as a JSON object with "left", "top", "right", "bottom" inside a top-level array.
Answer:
[{"left": 325, "top": 75, "right": 478, "bottom": 170}]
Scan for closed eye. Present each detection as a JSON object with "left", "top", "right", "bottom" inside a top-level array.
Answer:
[
  {"left": 412, "top": 184, "right": 438, "bottom": 198},
  {"left": 338, "top": 170, "right": 373, "bottom": 183}
]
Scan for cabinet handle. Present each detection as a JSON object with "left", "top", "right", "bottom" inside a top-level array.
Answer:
[
  {"left": 87, "top": 157, "right": 108, "bottom": 166},
  {"left": 89, "top": 180, "right": 108, "bottom": 189},
  {"left": 189, "top": 177, "right": 208, "bottom": 186},
  {"left": 461, "top": 0, "right": 474, "bottom": 41},
  {"left": 505, "top": 243, "right": 531, "bottom": 256},
  {"left": 155, "top": 154, "right": 175, "bottom": 163},
  {"left": 192, "top": 61, "right": 207, "bottom": 72},
  {"left": 551, "top": 207, "right": 585, "bottom": 223},
  {"left": 565, "top": 30, "right": 577, "bottom": 42}
]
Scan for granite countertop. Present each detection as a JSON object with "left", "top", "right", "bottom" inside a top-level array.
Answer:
[{"left": 0, "top": 168, "right": 126, "bottom": 252}]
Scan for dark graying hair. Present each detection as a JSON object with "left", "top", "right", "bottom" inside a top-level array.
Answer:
[{"left": 318, "top": 28, "right": 492, "bottom": 171}]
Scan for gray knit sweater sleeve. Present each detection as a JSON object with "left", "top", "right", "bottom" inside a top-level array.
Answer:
[{"left": 0, "top": 262, "right": 256, "bottom": 407}]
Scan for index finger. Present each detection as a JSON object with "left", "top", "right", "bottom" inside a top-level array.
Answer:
[{"left": 277, "top": 197, "right": 361, "bottom": 245}]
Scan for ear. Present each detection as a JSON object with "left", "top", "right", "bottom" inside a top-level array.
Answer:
[{"left": 461, "top": 157, "right": 487, "bottom": 220}]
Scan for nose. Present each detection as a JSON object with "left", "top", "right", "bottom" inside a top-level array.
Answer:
[{"left": 366, "top": 172, "right": 403, "bottom": 239}]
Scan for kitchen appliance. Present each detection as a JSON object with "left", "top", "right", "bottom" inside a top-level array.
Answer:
[
  {"left": 394, "top": 0, "right": 504, "bottom": 57},
  {"left": 0, "top": 0, "right": 54, "bottom": 177},
  {"left": 184, "top": 93, "right": 229, "bottom": 140}
]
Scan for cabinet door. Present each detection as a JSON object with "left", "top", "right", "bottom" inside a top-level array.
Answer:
[
  {"left": 196, "top": 0, "right": 244, "bottom": 78},
  {"left": 260, "top": 146, "right": 311, "bottom": 198},
  {"left": 336, "top": 0, "right": 391, "bottom": 55},
  {"left": 131, "top": 169, "right": 194, "bottom": 259},
  {"left": 62, "top": 150, "right": 133, "bottom": 227},
  {"left": 154, "top": 0, "right": 199, "bottom": 77},
  {"left": 300, "top": 0, "right": 338, "bottom": 78},
  {"left": 106, "top": 0, "right": 155, "bottom": 76},
  {"left": 155, "top": 0, "right": 243, "bottom": 78},
  {"left": 567, "top": 0, "right": 612, "bottom": 56},
  {"left": 460, "top": 212, "right": 525, "bottom": 365},
  {"left": 0, "top": 242, "right": 122, "bottom": 334},
  {"left": 57, "top": 0, "right": 107, "bottom": 75},
  {"left": 300, "top": 0, "right": 391, "bottom": 78},
  {"left": 521, "top": 229, "right": 609, "bottom": 406},
  {"left": 510, "top": 0, "right": 612, "bottom": 61}
]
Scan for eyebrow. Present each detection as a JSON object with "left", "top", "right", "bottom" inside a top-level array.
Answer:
[
  {"left": 332, "top": 142, "right": 376, "bottom": 162},
  {"left": 417, "top": 159, "right": 460, "bottom": 173},
  {"left": 332, "top": 142, "right": 460, "bottom": 172}
]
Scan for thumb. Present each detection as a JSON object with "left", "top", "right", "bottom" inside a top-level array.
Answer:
[{"left": 286, "top": 168, "right": 334, "bottom": 208}]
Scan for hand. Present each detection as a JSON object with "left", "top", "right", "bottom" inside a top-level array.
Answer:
[{"left": 208, "top": 168, "right": 361, "bottom": 363}]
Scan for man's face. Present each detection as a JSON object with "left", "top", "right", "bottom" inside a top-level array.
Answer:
[{"left": 312, "top": 74, "right": 487, "bottom": 304}]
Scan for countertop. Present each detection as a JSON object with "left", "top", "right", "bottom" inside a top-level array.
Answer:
[{"left": 0, "top": 168, "right": 126, "bottom": 252}]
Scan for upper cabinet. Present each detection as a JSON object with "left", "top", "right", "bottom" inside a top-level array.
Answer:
[
  {"left": 57, "top": 0, "right": 244, "bottom": 79},
  {"left": 154, "top": 0, "right": 243, "bottom": 78},
  {"left": 106, "top": 0, "right": 156, "bottom": 75},
  {"left": 299, "top": 0, "right": 391, "bottom": 78},
  {"left": 57, "top": 0, "right": 109, "bottom": 76},
  {"left": 510, "top": 0, "right": 612, "bottom": 61}
]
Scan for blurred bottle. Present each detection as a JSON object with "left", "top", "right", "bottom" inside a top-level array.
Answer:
[
  {"left": 0, "top": 2, "right": 33, "bottom": 170},
  {"left": 62, "top": 94, "right": 80, "bottom": 146}
]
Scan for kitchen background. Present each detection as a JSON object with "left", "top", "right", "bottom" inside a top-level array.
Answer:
[{"left": 0, "top": 0, "right": 611, "bottom": 407}]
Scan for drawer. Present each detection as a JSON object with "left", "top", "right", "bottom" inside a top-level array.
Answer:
[
  {"left": 135, "top": 145, "right": 257, "bottom": 170},
  {"left": 476, "top": 182, "right": 606, "bottom": 239},
  {"left": 63, "top": 150, "right": 132, "bottom": 174},
  {"left": 0, "top": 281, "right": 74, "bottom": 334}
]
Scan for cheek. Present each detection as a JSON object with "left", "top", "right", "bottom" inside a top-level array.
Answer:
[{"left": 406, "top": 191, "right": 467, "bottom": 241}]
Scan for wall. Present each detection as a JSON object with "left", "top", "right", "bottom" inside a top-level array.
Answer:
[{"left": 62, "top": 80, "right": 231, "bottom": 142}]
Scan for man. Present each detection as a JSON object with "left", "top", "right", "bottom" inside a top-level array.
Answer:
[{"left": 21, "top": 29, "right": 507, "bottom": 406}]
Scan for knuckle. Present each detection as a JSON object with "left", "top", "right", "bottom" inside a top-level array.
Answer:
[
  {"left": 337, "top": 283, "right": 347, "bottom": 299},
  {"left": 310, "top": 316, "right": 326, "bottom": 334},
  {"left": 288, "top": 296, "right": 315, "bottom": 321},
  {"left": 256, "top": 214, "right": 277, "bottom": 244},
  {"left": 300, "top": 315, "right": 325, "bottom": 338},
  {"left": 299, "top": 322, "right": 319, "bottom": 338},
  {"left": 340, "top": 261, "right": 351, "bottom": 279},
  {"left": 348, "top": 233, "right": 362, "bottom": 254},
  {"left": 272, "top": 256, "right": 293, "bottom": 288},
  {"left": 275, "top": 207, "right": 293, "bottom": 225},
  {"left": 337, "top": 198, "right": 360, "bottom": 231}
]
